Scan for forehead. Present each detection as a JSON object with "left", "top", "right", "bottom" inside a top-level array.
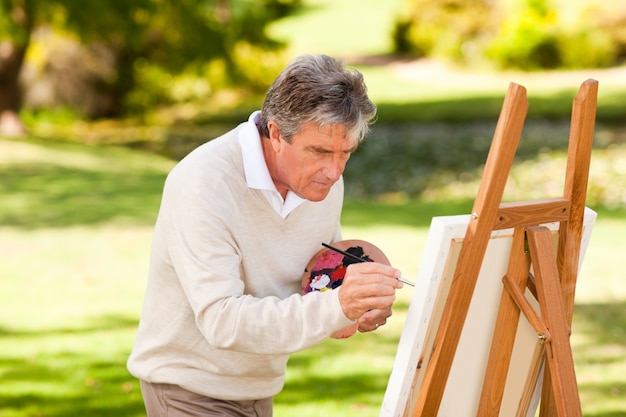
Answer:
[{"left": 293, "top": 123, "right": 357, "bottom": 149}]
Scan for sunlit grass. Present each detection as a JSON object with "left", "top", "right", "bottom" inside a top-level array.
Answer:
[
  {"left": 0, "top": 223, "right": 151, "bottom": 416},
  {"left": 1, "top": 217, "right": 623, "bottom": 416},
  {"left": 2, "top": 119, "right": 626, "bottom": 416},
  {"left": 266, "top": 0, "right": 407, "bottom": 57}
]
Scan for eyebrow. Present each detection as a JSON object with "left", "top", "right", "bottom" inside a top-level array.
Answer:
[{"left": 306, "top": 144, "right": 358, "bottom": 154}]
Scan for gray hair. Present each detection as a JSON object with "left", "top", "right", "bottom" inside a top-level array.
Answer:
[{"left": 260, "top": 54, "right": 377, "bottom": 143}]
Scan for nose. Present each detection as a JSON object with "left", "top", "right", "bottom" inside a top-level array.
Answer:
[{"left": 322, "top": 157, "right": 346, "bottom": 182}]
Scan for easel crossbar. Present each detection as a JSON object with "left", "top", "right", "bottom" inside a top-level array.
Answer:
[
  {"left": 502, "top": 274, "right": 550, "bottom": 344},
  {"left": 495, "top": 198, "right": 571, "bottom": 230}
]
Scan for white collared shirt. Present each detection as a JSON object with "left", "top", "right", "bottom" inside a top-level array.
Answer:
[{"left": 238, "top": 111, "right": 306, "bottom": 218}]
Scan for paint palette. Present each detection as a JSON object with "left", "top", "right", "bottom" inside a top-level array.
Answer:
[{"left": 301, "top": 239, "right": 390, "bottom": 339}]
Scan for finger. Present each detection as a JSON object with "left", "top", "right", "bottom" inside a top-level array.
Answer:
[
  {"left": 356, "top": 294, "right": 397, "bottom": 318},
  {"left": 342, "top": 271, "right": 403, "bottom": 293},
  {"left": 347, "top": 261, "right": 402, "bottom": 280},
  {"left": 358, "top": 308, "right": 391, "bottom": 332},
  {"left": 338, "top": 285, "right": 396, "bottom": 321},
  {"left": 358, "top": 322, "right": 378, "bottom": 333},
  {"left": 338, "top": 265, "right": 401, "bottom": 320}
]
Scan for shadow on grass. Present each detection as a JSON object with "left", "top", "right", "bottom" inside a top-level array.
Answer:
[
  {"left": 4, "top": 118, "right": 625, "bottom": 231},
  {"left": 0, "top": 314, "right": 139, "bottom": 337},
  {"left": 277, "top": 371, "right": 389, "bottom": 407},
  {"left": 184, "top": 82, "right": 626, "bottom": 128},
  {"left": 275, "top": 301, "right": 409, "bottom": 412},
  {"left": 377, "top": 92, "right": 626, "bottom": 125},
  {"left": 0, "top": 162, "right": 166, "bottom": 228},
  {"left": 277, "top": 335, "right": 398, "bottom": 412},
  {"left": 342, "top": 198, "right": 626, "bottom": 229},
  {"left": 575, "top": 300, "right": 626, "bottom": 351},
  {"left": 0, "top": 356, "right": 145, "bottom": 417},
  {"left": 574, "top": 300, "right": 626, "bottom": 416},
  {"left": 4, "top": 156, "right": 623, "bottom": 231},
  {"left": 0, "top": 315, "right": 145, "bottom": 417}
]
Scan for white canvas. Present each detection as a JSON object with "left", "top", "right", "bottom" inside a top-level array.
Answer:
[{"left": 380, "top": 207, "right": 597, "bottom": 417}]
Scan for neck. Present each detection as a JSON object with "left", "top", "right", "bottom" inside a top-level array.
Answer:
[{"left": 260, "top": 134, "right": 288, "bottom": 200}]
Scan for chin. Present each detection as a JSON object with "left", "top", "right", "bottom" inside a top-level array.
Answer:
[
  {"left": 303, "top": 190, "right": 331, "bottom": 202},
  {"left": 302, "top": 182, "right": 335, "bottom": 201}
]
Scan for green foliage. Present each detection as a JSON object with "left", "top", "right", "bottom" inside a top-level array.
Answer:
[
  {"left": 557, "top": 29, "right": 616, "bottom": 69},
  {"left": 0, "top": 0, "right": 33, "bottom": 44},
  {"left": 53, "top": 0, "right": 293, "bottom": 113},
  {"left": 555, "top": 2, "right": 626, "bottom": 68},
  {"left": 395, "top": 0, "right": 626, "bottom": 70},
  {"left": 487, "top": 0, "right": 562, "bottom": 70},
  {"left": 19, "top": 106, "right": 81, "bottom": 127},
  {"left": 343, "top": 121, "right": 626, "bottom": 212},
  {"left": 485, "top": 0, "right": 623, "bottom": 70},
  {"left": 1, "top": 0, "right": 301, "bottom": 118},
  {"left": 393, "top": 0, "right": 495, "bottom": 64}
]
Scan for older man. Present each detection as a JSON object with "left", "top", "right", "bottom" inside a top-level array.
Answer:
[{"left": 127, "top": 54, "right": 403, "bottom": 416}]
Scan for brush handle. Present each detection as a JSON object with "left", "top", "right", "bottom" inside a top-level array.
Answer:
[{"left": 321, "top": 242, "right": 415, "bottom": 287}]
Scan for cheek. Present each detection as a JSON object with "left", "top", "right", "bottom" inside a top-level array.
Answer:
[
  {"left": 278, "top": 152, "right": 317, "bottom": 184},
  {"left": 277, "top": 148, "right": 302, "bottom": 172},
  {"left": 305, "top": 160, "right": 329, "bottom": 177}
]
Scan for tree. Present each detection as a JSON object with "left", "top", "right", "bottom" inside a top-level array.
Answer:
[
  {"left": 0, "top": 0, "right": 33, "bottom": 136},
  {"left": 392, "top": 0, "right": 496, "bottom": 64},
  {"left": 0, "top": 0, "right": 300, "bottom": 135}
]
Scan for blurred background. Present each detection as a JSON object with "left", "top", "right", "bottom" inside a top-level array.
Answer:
[{"left": 1, "top": 0, "right": 625, "bottom": 416}]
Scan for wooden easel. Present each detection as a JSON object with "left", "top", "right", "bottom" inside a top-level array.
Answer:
[{"left": 409, "top": 79, "right": 598, "bottom": 416}]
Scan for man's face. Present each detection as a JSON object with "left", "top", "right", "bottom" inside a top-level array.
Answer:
[{"left": 267, "top": 122, "right": 357, "bottom": 202}]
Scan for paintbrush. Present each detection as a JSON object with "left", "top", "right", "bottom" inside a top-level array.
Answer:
[{"left": 321, "top": 242, "right": 415, "bottom": 287}]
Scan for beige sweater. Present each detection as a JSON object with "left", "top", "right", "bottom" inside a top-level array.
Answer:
[{"left": 127, "top": 124, "right": 354, "bottom": 400}]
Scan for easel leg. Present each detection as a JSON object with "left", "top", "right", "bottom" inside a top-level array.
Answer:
[
  {"left": 478, "top": 227, "right": 529, "bottom": 416},
  {"left": 527, "top": 226, "right": 582, "bottom": 417}
]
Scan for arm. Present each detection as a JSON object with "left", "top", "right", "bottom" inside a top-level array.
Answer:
[{"left": 161, "top": 172, "right": 356, "bottom": 355}]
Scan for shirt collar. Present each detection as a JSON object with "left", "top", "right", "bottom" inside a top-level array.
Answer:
[
  {"left": 238, "top": 111, "right": 306, "bottom": 215},
  {"left": 238, "top": 111, "right": 275, "bottom": 191}
]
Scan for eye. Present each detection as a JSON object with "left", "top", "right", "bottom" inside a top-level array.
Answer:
[{"left": 306, "top": 146, "right": 332, "bottom": 158}]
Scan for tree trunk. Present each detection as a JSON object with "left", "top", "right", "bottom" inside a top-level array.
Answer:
[
  {"left": 0, "top": 0, "right": 33, "bottom": 136},
  {"left": 0, "top": 43, "right": 28, "bottom": 136}
]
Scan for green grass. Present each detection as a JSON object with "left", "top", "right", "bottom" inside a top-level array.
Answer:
[
  {"left": 0, "top": 226, "right": 151, "bottom": 417},
  {"left": 1, "top": 135, "right": 625, "bottom": 417},
  {"left": 0, "top": 138, "right": 173, "bottom": 228},
  {"left": 266, "top": 0, "right": 407, "bottom": 57}
]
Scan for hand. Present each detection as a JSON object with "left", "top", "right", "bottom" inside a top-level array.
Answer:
[
  {"left": 357, "top": 307, "right": 393, "bottom": 332},
  {"left": 337, "top": 261, "right": 403, "bottom": 322}
]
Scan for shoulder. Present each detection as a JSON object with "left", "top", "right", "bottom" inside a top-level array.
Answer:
[
  {"left": 169, "top": 125, "right": 243, "bottom": 179},
  {"left": 162, "top": 125, "right": 246, "bottom": 201}
]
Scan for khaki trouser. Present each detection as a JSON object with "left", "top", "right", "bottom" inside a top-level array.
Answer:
[{"left": 140, "top": 381, "right": 273, "bottom": 417}]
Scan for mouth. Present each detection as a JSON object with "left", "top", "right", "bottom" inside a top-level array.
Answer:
[{"left": 311, "top": 180, "right": 332, "bottom": 189}]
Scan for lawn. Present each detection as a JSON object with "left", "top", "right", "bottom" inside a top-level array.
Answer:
[{"left": 0, "top": 132, "right": 624, "bottom": 416}]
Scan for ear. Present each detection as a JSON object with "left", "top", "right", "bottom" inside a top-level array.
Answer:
[{"left": 266, "top": 120, "right": 282, "bottom": 152}]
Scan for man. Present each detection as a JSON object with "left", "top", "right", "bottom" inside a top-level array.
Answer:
[{"left": 127, "top": 54, "right": 403, "bottom": 416}]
